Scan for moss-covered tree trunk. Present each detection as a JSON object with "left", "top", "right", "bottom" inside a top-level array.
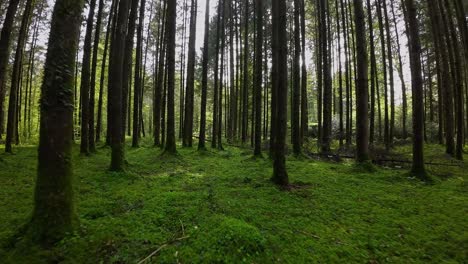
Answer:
[{"left": 30, "top": 0, "right": 84, "bottom": 246}]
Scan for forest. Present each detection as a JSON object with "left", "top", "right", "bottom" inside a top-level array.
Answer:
[{"left": 0, "top": 0, "right": 467, "bottom": 262}]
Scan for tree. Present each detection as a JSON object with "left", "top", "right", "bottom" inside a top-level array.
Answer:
[
  {"left": 366, "top": 0, "right": 377, "bottom": 145},
  {"left": 241, "top": 0, "right": 249, "bottom": 145},
  {"left": 198, "top": 0, "right": 210, "bottom": 151},
  {"left": 96, "top": 0, "right": 117, "bottom": 143},
  {"left": 0, "top": 0, "right": 20, "bottom": 139},
  {"left": 154, "top": 0, "right": 167, "bottom": 147},
  {"left": 163, "top": 0, "right": 177, "bottom": 154},
  {"left": 212, "top": 0, "right": 222, "bottom": 149},
  {"left": 183, "top": 0, "right": 198, "bottom": 147},
  {"left": 108, "top": 0, "right": 132, "bottom": 171},
  {"left": 300, "top": 0, "right": 308, "bottom": 146},
  {"left": 89, "top": 0, "right": 105, "bottom": 152},
  {"left": 29, "top": 0, "right": 84, "bottom": 246},
  {"left": 79, "top": 0, "right": 97, "bottom": 155},
  {"left": 376, "top": 0, "right": 390, "bottom": 150},
  {"left": 253, "top": 0, "right": 263, "bottom": 157},
  {"left": 123, "top": 0, "right": 139, "bottom": 143},
  {"left": 354, "top": 0, "right": 370, "bottom": 162},
  {"left": 133, "top": 0, "right": 146, "bottom": 148},
  {"left": 382, "top": 0, "right": 395, "bottom": 145},
  {"left": 405, "top": 0, "right": 427, "bottom": 179},
  {"left": 271, "top": 0, "right": 289, "bottom": 186},
  {"left": 5, "top": 0, "right": 35, "bottom": 153},
  {"left": 291, "top": 0, "right": 301, "bottom": 155},
  {"left": 320, "top": 0, "right": 332, "bottom": 153}
]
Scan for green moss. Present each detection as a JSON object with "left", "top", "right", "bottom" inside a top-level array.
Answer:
[
  {"left": 0, "top": 141, "right": 466, "bottom": 263},
  {"left": 190, "top": 215, "right": 265, "bottom": 263}
]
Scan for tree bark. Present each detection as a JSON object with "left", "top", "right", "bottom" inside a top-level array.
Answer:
[{"left": 30, "top": 0, "right": 84, "bottom": 246}]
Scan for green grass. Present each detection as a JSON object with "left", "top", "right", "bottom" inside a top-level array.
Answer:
[{"left": 0, "top": 140, "right": 467, "bottom": 263}]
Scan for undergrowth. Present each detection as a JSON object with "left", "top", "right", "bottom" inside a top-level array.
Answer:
[{"left": 0, "top": 140, "right": 466, "bottom": 263}]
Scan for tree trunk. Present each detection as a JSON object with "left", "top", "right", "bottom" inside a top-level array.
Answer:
[
  {"left": 291, "top": 0, "right": 301, "bottom": 155},
  {"left": 0, "top": 0, "right": 20, "bottom": 139},
  {"left": 5, "top": 0, "right": 34, "bottom": 153},
  {"left": 96, "top": 0, "right": 117, "bottom": 143},
  {"left": 212, "top": 1, "right": 222, "bottom": 149},
  {"left": 154, "top": 0, "right": 167, "bottom": 147},
  {"left": 163, "top": 0, "right": 177, "bottom": 154},
  {"left": 271, "top": 0, "right": 289, "bottom": 186},
  {"left": 376, "top": 0, "right": 390, "bottom": 150},
  {"left": 405, "top": 0, "right": 428, "bottom": 179},
  {"left": 391, "top": 2, "right": 408, "bottom": 139},
  {"left": 198, "top": 0, "right": 210, "bottom": 151},
  {"left": 79, "top": 0, "right": 97, "bottom": 155},
  {"left": 382, "top": 0, "right": 395, "bottom": 144},
  {"left": 132, "top": 0, "right": 145, "bottom": 148},
  {"left": 443, "top": 0, "right": 464, "bottom": 160},
  {"left": 183, "top": 0, "right": 198, "bottom": 147},
  {"left": 300, "top": 0, "right": 308, "bottom": 146},
  {"left": 354, "top": 0, "right": 369, "bottom": 162},
  {"left": 109, "top": 0, "right": 131, "bottom": 171},
  {"left": 89, "top": 0, "right": 105, "bottom": 152},
  {"left": 242, "top": 0, "right": 249, "bottom": 145},
  {"left": 122, "top": 0, "right": 139, "bottom": 142},
  {"left": 253, "top": 0, "right": 263, "bottom": 156},
  {"left": 320, "top": 0, "right": 332, "bottom": 153},
  {"left": 30, "top": 0, "right": 84, "bottom": 246}
]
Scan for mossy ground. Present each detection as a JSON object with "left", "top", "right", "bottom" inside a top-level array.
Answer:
[{"left": 0, "top": 139, "right": 466, "bottom": 263}]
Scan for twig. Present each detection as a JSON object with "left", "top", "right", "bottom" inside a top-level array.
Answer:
[{"left": 137, "top": 236, "right": 189, "bottom": 264}]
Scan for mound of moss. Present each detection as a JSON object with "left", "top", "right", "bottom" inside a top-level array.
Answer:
[{"left": 196, "top": 215, "right": 266, "bottom": 262}]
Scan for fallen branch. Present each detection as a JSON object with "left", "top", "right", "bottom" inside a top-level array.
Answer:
[
  {"left": 305, "top": 151, "right": 463, "bottom": 167},
  {"left": 137, "top": 236, "right": 190, "bottom": 264}
]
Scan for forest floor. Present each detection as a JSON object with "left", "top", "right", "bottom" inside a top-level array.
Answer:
[{"left": 0, "top": 139, "right": 467, "bottom": 263}]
